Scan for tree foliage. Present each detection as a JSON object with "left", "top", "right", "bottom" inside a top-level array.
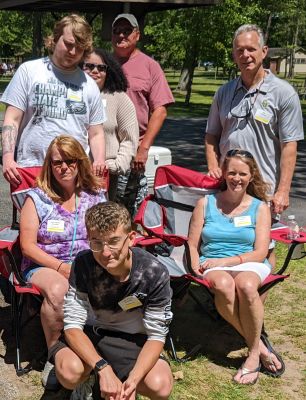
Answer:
[{"left": 0, "top": 1, "right": 306, "bottom": 80}]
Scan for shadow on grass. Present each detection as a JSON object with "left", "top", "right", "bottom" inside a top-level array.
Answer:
[
  {"left": 166, "top": 285, "right": 246, "bottom": 370},
  {"left": 0, "top": 284, "right": 46, "bottom": 372}
]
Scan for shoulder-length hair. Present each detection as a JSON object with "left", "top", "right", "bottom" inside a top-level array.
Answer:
[
  {"left": 220, "top": 149, "right": 270, "bottom": 202},
  {"left": 92, "top": 48, "right": 128, "bottom": 93},
  {"left": 45, "top": 14, "right": 93, "bottom": 59},
  {"left": 37, "top": 135, "right": 99, "bottom": 203}
]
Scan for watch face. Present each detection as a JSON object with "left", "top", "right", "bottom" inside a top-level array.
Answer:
[{"left": 95, "top": 359, "right": 108, "bottom": 371}]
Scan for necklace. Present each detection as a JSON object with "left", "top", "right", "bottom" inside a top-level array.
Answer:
[{"left": 219, "top": 209, "right": 235, "bottom": 223}]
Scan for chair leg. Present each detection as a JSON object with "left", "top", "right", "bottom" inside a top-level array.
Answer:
[
  {"left": 13, "top": 292, "right": 31, "bottom": 376},
  {"left": 167, "top": 331, "right": 202, "bottom": 363}
]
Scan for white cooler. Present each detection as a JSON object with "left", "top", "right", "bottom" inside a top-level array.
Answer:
[{"left": 145, "top": 146, "right": 172, "bottom": 190}]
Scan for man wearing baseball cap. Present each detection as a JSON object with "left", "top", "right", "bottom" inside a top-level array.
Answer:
[{"left": 112, "top": 13, "right": 174, "bottom": 217}]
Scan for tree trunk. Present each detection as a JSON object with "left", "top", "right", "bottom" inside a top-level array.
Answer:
[
  {"left": 32, "top": 12, "right": 43, "bottom": 58},
  {"left": 176, "top": 41, "right": 198, "bottom": 105},
  {"left": 265, "top": 13, "right": 272, "bottom": 44},
  {"left": 288, "top": 22, "right": 299, "bottom": 79}
]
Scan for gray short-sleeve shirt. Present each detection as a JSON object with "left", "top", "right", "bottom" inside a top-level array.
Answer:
[{"left": 206, "top": 70, "right": 304, "bottom": 194}]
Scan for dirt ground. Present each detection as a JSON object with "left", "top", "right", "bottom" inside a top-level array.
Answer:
[{"left": 0, "top": 283, "right": 305, "bottom": 400}]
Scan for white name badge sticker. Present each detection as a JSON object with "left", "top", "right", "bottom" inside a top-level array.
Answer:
[
  {"left": 254, "top": 109, "right": 272, "bottom": 124},
  {"left": 102, "top": 98, "right": 107, "bottom": 107},
  {"left": 234, "top": 215, "right": 252, "bottom": 227},
  {"left": 118, "top": 295, "right": 142, "bottom": 311},
  {"left": 67, "top": 88, "right": 82, "bottom": 102},
  {"left": 47, "top": 220, "right": 65, "bottom": 232}
]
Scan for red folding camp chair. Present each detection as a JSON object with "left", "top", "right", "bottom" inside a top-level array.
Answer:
[
  {"left": 0, "top": 166, "right": 43, "bottom": 375},
  {"left": 134, "top": 165, "right": 290, "bottom": 363}
]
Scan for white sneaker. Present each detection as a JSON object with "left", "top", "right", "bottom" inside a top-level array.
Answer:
[
  {"left": 70, "top": 375, "right": 95, "bottom": 400},
  {"left": 41, "top": 360, "right": 60, "bottom": 391}
]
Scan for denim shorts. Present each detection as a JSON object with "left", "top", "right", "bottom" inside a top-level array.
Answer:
[{"left": 23, "top": 265, "right": 43, "bottom": 282}]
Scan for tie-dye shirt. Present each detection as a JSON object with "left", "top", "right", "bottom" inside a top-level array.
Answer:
[
  {"left": 64, "top": 247, "right": 173, "bottom": 342},
  {"left": 21, "top": 187, "right": 106, "bottom": 272}
]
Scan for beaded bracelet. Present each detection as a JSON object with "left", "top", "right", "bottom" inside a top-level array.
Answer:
[
  {"left": 238, "top": 255, "right": 243, "bottom": 264},
  {"left": 57, "top": 261, "right": 64, "bottom": 271}
]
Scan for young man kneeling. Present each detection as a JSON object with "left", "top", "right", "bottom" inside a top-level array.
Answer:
[{"left": 53, "top": 201, "right": 173, "bottom": 399}]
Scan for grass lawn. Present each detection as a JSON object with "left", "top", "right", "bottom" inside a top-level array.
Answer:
[{"left": 165, "top": 69, "right": 306, "bottom": 124}]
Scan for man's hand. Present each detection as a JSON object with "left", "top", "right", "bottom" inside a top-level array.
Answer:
[
  {"left": 99, "top": 365, "right": 122, "bottom": 400},
  {"left": 120, "top": 375, "right": 137, "bottom": 400},
  {"left": 92, "top": 161, "right": 106, "bottom": 178},
  {"left": 131, "top": 147, "right": 149, "bottom": 172},
  {"left": 271, "top": 190, "right": 289, "bottom": 214},
  {"left": 207, "top": 166, "right": 222, "bottom": 179},
  {"left": 2, "top": 155, "right": 22, "bottom": 186}
]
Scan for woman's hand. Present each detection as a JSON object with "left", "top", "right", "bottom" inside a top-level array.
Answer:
[
  {"left": 199, "top": 258, "right": 224, "bottom": 273},
  {"left": 57, "top": 262, "right": 72, "bottom": 279}
]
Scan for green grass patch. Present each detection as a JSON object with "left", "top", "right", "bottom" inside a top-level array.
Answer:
[{"left": 166, "top": 70, "right": 306, "bottom": 130}]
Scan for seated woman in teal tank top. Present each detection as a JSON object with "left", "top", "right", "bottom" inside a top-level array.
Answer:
[{"left": 188, "top": 149, "right": 283, "bottom": 385}]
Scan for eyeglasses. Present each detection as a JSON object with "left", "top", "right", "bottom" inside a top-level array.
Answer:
[
  {"left": 226, "top": 149, "right": 254, "bottom": 159},
  {"left": 51, "top": 159, "right": 77, "bottom": 168},
  {"left": 112, "top": 26, "right": 135, "bottom": 36},
  {"left": 83, "top": 63, "right": 108, "bottom": 73},
  {"left": 89, "top": 234, "right": 129, "bottom": 253}
]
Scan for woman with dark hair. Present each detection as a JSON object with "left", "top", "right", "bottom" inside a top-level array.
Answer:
[
  {"left": 20, "top": 135, "right": 106, "bottom": 388},
  {"left": 188, "top": 149, "right": 283, "bottom": 385},
  {"left": 83, "top": 49, "right": 139, "bottom": 201}
]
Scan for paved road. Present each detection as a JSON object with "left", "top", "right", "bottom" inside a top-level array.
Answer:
[{"left": 1, "top": 116, "right": 305, "bottom": 226}]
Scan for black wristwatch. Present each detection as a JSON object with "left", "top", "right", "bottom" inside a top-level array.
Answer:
[{"left": 94, "top": 358, "right": 109, "bottom": 373}]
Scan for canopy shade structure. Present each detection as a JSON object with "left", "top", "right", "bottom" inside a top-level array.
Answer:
[
  {"left": 0, "top": 1, "right": 219, "bottom": 38},
  {"left": 0, "top": 1, "right": 218, "bottom": 13}
]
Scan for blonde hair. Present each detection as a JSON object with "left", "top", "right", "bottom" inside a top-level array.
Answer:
[
  {"left": 37, "top": 135, "right": 99, "bottom": 203},
  {"left": 45, "top": 14, "right": 93, "bottom": 58},
  {"left": 221, "top": 149, "right": 270, "bottom": 202}
]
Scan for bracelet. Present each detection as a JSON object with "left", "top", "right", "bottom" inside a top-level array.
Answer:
[
  {"left": 57, "top": 261, "right": 64, "bottom": 271},
  {"left": 237, "top": 255, "right": 243, "bottom": 264}
]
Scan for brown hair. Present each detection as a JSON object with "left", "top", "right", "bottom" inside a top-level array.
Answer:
[
  {"left": 37, "top": 135, "right": 99, "bottom": 203},
  {"left": 45, "top": 14, "right": 93, "bottom": 59},
  {"left": 85, "top": 201, "right": 131, "bottom": 235},
  {"left": 221, "top": 148, "right": 270, "bottom": 202}
]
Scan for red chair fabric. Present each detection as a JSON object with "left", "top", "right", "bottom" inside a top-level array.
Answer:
[{"left": 1, "top": 167, "right": 43, "bottom": 375}]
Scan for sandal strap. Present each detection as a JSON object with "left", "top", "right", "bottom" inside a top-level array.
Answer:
[{"left": 240, "top": 363, "right": 261, "bottom": 377}]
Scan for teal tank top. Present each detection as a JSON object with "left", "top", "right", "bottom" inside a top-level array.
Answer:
[{"left": 200, "top": 194, "right": 262, "bottom": 261}]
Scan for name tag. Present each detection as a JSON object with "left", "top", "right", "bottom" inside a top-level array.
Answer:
[
  {"left": 118, "top": 295, "right": 142, "bottom": 311},
  {"left": 47, "top": 219, "right": 65, "bottom": 232},
  {"left": 234, "top": 216, "right": 252, "bottom": 227},
  {"left": 67, "top": 88, "right": 82, "bottom": 102},
  {"left": 102, "top": 98, "right": 107, "bottom": 107},
  {"left": 254, "top": 109, "right": 272, "bottom": 124}
]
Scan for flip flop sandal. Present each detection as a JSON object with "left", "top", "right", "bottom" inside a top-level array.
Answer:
[
  {"left": 260, "top": 333, "right": 285, "bottom": 377},
  {"left": 233, "top": 362, "right": 261, "bottom": 385}
]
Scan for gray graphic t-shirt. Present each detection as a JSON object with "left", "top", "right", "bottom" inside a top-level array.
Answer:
[{"left": 1, "top": 57, "right": 106, "bottom": 166}]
